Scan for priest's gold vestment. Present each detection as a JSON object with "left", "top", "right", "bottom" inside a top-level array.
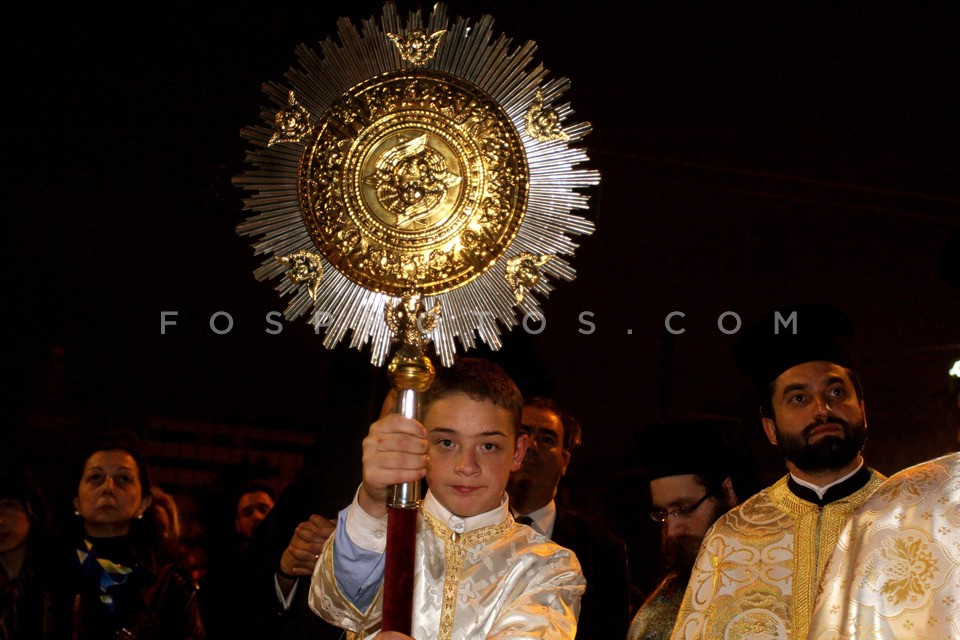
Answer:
[
  {"left": 628, "top": 571, "right": 687, "bottom": 640},
  {"left": 671, "top": 470, "right": 884, "bottom": 640},
  {"left": 808, "top": 452, "right": 960, "bottom": 640}
]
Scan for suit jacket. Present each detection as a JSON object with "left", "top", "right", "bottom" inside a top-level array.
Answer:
[
  {"left": 238, "top": 468, "right": 347, "bottom": 640},
  {"left": 551, "top": 507, "right": 630, "bottom": 640}
]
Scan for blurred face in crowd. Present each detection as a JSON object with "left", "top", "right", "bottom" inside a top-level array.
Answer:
[
  {"left": 75, "top": 450, "right": 152, "bottom": 538},
  {"left": 424, "top": 393, "right": 527, "bottom": 518},
  {"left": 763, "top": 361, "right": 866, "bottom": 478},
  {"left": 507, "top": 405, "right": 570, "bottom": 512},
  {"left": 650, "top": 474, "right": 728, "bottom": 573},
  {"left": 0, "top": 498, "right": 30, "bottom": 557},
  {"left": 235, "top": 491, "right": 275, "bottom": 539}
]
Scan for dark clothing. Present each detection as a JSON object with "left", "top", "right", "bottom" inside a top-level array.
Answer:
[
  {"left": 0, "top": 559, "right": 50, "bottom": 640},
  {"left": 50, "top": 535, "right": 204, "bottom": 640},
  {"left": 785, "top": 463, "right": 873, "bottom": 506},
  {"left": 238, "top": 468, "right": 345, "bottom": 640},
  {"left": 197, "top": 538, "right": 251, "bottom": 640},
  {"left": 551, "top": 508, "right": 630, "bottom": 640}
]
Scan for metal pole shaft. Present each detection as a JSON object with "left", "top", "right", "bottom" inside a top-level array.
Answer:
[{"left": 382, "top": 346, "right": 434, "bottom": 633}]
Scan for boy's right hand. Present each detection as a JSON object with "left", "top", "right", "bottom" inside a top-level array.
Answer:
[{"left": 358, "top": 413, "right": 428, "bottom": 518}]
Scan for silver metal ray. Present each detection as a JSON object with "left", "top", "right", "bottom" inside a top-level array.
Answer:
[{"left": 236, "top": 2, "right": 599, "bottom": 366}]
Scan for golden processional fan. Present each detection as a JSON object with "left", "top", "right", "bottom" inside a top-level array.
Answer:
[{"left": 235, "top": 2, "right": 598, "bottom": 632}]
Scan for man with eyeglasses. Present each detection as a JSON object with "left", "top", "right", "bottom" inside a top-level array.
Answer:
[
  {"left": 671, "top": 304, "right": 886, "bottom": 640},
  {"left": 507, "top": 397, "right": 631, "bottom": 639},
  {"left": 627, "top": 417, "right": 761, "bottom": 640}
]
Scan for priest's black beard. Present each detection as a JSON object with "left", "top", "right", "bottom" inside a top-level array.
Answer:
[{"left": 774, "top": 416, "right": 867, "bottom": 473}]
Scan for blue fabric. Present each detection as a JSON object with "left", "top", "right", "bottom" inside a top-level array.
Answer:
[
  {"left": 332, "top": 506, "right": 385, "bottom": 612},
  {"left": 75, "top": 539, "right": 137, "bottom": 613}
]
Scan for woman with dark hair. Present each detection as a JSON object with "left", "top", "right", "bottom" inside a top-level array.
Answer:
[
  {"left": 50, "top": 430, "right": 205, "bottom": 639},
  {"left": 0, "top": 457, "right": 50, "bottom": 640}
]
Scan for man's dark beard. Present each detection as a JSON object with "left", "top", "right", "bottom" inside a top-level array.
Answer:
[
  {"left": 775, "top": 416, "right": 866, "bottom": 473},
  {"left": 661, "top": 500, "right": 724, "bottom": 578},
  {"left": 661, "top": 534, "right": 703, "bottom": 579}
]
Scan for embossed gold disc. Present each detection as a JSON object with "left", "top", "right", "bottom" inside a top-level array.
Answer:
[
  {"left": 299, "top": 69, "right": 528, "bottom": 296},
  {"left": 238, "top": 3, "right": 598, "bottom": 365}
]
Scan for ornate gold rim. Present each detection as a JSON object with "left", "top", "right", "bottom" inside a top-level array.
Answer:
[{"left": 236, "top": 3, "right": 598, "bottom": 365}]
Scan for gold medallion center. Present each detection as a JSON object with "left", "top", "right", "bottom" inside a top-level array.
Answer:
[
  {"left": 362, "top": 132, "right": 462, "bottom": 230},
  {"left": 299, "top": 70, "right": 528, "bottom": 296}
]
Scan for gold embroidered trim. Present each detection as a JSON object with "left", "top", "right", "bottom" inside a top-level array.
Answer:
[
  {"left": 768, "top": 471, "right": 886, "bottom": 640},
  {"left": 323, "top": 537, "right": 383, "bottom": 639},
  {"left": 421, "top": 510, "right": 513, "bottom": 640}
]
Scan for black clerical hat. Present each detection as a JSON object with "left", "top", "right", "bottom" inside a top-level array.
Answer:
[
  {"left": 733, "top": 303, "right": 855, "bottom": 390},
  {"left": 640, "top": 416, "right": 762, "bottom": 499}
]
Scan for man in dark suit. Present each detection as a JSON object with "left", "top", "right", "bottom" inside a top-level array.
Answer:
[
  {"left": 507, "top": 397, "right": 631, "bottom": 639},
  {"left": 238, "top": 467, "right": 345, "bottom": 640}
]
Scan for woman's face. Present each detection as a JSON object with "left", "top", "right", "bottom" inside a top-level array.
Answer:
[{"left": 74, "top": 450, "right": 151, "bottom": 538}]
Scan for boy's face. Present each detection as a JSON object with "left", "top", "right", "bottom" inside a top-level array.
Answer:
[{"left": 423, "top": 393, "right": 527, "bottom": 518}]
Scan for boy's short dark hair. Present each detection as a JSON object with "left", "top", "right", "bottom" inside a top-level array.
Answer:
[{"left": 424, "top": 357, "right": 523, "bottom": 433}]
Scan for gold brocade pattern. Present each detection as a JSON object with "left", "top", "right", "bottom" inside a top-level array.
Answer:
[
  {"left": 421, "top": 509, "right": 513, "bottom": 640},
  {"left": 671, "top": 472, "right": 885, "bottom": 640},
  {"left": 309, "top": 502, "right": 584, "bottom": 639},
  {"left": 809, "top": 453, "right": 960, "bottom": 640},
  {"left": 767, "top": 478, "right": 886, "bottom": 640},
  {"left": 872, "top": 535, "right": 938, "bottom": 605},
  {"left": 715, "top": 586, "right": 791, "bottom": 639},
  {"left": 627, "top": 572, "right": 686, "bottom": 640}
]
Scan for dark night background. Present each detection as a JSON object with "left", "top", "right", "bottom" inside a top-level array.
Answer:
[{"left": 7, "top": 1, "right": 959, "bottom": 595}]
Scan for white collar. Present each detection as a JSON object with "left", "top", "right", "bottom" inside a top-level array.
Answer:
[
  {"left": 511, "top": 499, "right": 557, "bottom": 538},
  {"left": 790, "top": 458, "right": 864, "bottom": 499},
  {"left": 422, "top": 490, "right": 510, "bottom": 534}
]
